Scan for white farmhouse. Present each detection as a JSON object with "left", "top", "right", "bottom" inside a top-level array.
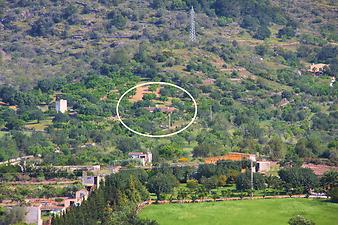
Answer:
[{"left": 56, "top": 98, "right": 67, "bottom": 113}]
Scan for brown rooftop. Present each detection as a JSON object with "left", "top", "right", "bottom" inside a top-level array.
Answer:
[
  {"left": 203, "top": 78, "right": 216, "bottom": 85},
  {"left": 302, "top": 163, "right": 338, "bottom": 176},
  {"left": 308, "top": 64, "right": 328, "bottom": 72},
  {"left": 278, "top": 98, "right": 290, "bottom": 107}
]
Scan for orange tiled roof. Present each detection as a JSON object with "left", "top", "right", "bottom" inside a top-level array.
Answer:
[{"left": 205, "top": 153, "right": 255, "bottom": 164}]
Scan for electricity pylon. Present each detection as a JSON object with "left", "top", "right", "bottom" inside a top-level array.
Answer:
[{"left": 190, "top": 6, "right": 196, "bottom": 42}]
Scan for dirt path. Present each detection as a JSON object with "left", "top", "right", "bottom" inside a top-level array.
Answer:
[{"left": 130, "top": 86, "right": 160, "bottom": 102}]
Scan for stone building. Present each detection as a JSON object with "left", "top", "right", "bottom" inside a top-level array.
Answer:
[{"left": 24, "top": 206, "right": 43, "bottom": 225}]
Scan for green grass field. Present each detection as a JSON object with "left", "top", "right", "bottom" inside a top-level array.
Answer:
[{"left": 140, "top": 198, "right": 338, "bottom": 225}]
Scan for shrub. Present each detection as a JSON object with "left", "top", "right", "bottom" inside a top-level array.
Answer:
[
  {"left": 178, "top": 157, "right": 189, "bottom": 163},
  {"left": 143, "top": 93, "right": 157, "bottom": 100},
  {"left": 255, "top": 44, "right": 268, "bottom": 56},
  {"left": 277, "top": 26, "right": 296, "bottom": 39},
  {"left": 107, "top": 10, "right": 128, "bottom": 29},
  {"left": 186, "top": 179, "right": 199, "bottom": 189},
  {"left": 328, "top": 187, "right": 338, "bottom": 203},
  {"left": 217, "top": 175, "right": 227, "bottom": 187},
  {"left": 288, "top": 215, "right": 315, "bottom": 225},
  {"left": 254, "top": 26, "right": 271, "bottom": 40},
  {"left": 217, "top": 16, "right": 233, "bottom": 27}
]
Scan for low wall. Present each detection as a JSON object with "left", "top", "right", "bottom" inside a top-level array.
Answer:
[{"left": 139, "top": 194, "right": 307, "bottom": 208}]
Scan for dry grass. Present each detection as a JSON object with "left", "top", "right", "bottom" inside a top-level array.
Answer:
[
  {"left": 25, "top": 119, "right": 53, "bottom": 131},
  {"left": 130, "top": 85, "right": 160, "bottom": 102}
]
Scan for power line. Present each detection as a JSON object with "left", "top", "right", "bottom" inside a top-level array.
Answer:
[
  {"left": 250, "top": 159, "right": 254, "bottom": 199},
  {"left": 168, "top": 112, "right": 172, "bottom": 129},
  {"left": 190, "top": 6, "right": 196, "bottom": 42}
]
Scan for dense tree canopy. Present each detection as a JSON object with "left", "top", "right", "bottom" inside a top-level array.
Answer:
[{"left": 278, "top": 167, "right": 318, "bottom": 192}]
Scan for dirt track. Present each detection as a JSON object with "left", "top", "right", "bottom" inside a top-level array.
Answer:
[{"left": 130, "top": 86, "right": 160, "bottom": 102}]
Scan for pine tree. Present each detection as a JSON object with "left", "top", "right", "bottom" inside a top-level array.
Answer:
[{"left": 127, "top": 175, "right": 142, "bottom": 203}]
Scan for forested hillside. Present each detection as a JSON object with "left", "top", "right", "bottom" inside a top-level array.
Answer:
[
  {"left": 0, "top": 0, "right": 337, "bottom": 167},
  {"left": 52, "top": 170, "right": 156, "bottom": 225}
]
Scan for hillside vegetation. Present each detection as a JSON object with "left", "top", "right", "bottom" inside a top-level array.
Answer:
[{"left": 0, "top": 0, "right": 337, "bottom": 167}]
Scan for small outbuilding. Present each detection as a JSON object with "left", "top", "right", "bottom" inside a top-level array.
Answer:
[{"left": 128, "top": 152, "right": 152, "bottom": 166}]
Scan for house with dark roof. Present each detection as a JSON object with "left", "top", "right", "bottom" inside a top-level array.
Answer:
[{"left": 128, "top": 152, "right": 152, "bottom": 166}]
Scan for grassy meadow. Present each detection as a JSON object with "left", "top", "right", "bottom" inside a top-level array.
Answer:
[{"left": 140, "top": 198, "right": 338, "bottom": 225}]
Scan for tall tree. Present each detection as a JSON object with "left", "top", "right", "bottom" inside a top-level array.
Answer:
[
  {"left": 147, "top": 172, "right": 178, "bottom": 200},
  {"left": 320, "top": 171, "right": 338, "bottom": 192},
  {"left": 263, "top": 136, "right": 286, "bottom": 160},
  {"left": 236, "top": 172, "right": 265, "bottom": 191},
  {"left": 279, "top": 167, "right": 318, "bottom": 192}
]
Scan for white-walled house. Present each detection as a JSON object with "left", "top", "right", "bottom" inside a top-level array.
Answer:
[{"left": 56, "top": 99, "right": 67, "bottom": 113}]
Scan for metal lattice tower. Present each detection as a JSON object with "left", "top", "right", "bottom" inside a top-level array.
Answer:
[{"left": 190, "top": 6, "right": 196, "bottom": 42}]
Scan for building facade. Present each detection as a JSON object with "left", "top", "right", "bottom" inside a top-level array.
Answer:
[
  {"left": 256, "top": 161, "right": 271, "bottom": 173},
  {"left": 24, "top": 206, "right": 43, "bottom": 225},
  {"left": 82, "top": 174, "right": 104, "bottom": 189},
  {"left": 56, "top": 99, "right": 67, "bottom": 113},
  {"left": 128, "top": 152, "right": 152, "bottom": 166}
]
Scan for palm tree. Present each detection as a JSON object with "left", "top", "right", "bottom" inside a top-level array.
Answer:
[
  {"left": 320, "top": 171, "right": 338, "bottom": 193},
  {"left": 211, "top": 191, "right": 219, "bottom": 201},
  {"left": 197, "top": 186, "right": 208, "bottom": 201},
  {"left": 221, "top": 189, "right": 231, "bottom": 198}
]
